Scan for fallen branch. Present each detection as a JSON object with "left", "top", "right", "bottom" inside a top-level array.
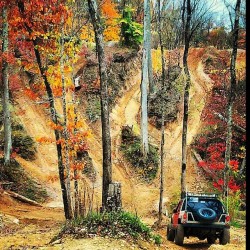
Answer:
[
  {"left": 6, "top": 190, "right": 43, "bottom": 207},
  {"left": 192, "top": 150, "right": 218, "bottom": 182}
]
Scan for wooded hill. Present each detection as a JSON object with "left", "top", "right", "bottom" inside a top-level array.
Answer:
[{"left": 0, "top": 0, "right": 246, "bottom": 248}]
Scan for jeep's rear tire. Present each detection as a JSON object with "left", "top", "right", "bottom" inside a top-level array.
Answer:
[
  {"left": 167, "top": 224, "right": 175, "bottom": 241},
  {"left": 219, "top": 228, "right": 230, "bottom": 245},
  {"left": 207, "top": 236, "right": 216, "bottom": 244},
  {"left": 174, "top": 225, "right": 184, "bottom": 246},
  {"left": 197, "top": 208, "right": 217, "bottom": 222}
]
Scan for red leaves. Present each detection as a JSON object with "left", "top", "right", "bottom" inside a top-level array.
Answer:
[
  {"left": 9, "top": 74, "right": 21, "bottom": 92},
  {"left": 193, "top": 48, "right": 246, "bottom": 195},
  {"left": 209, "top": 162, "right": 224, "bottom": 170},
  {"left": 229, "top": 160, "right": 239, "bottom": 171},
  {"left": 1, "top": 51, "right": 16, "bottom": 64},
  {"left": 213, "top": 178, "right": 240, "bottom": 193},
  {"left": 213, "top": 178, "right": 224, "bottom": 191},
  {"left": 23, "top": 88, "right": 40, "bottom": 101},
  {"left": 198, "top": 161, "right": 206, "bottom": 167}
]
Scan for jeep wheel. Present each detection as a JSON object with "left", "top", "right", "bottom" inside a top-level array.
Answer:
[
  {"left": 219, "top": 228, "right": 230, "bottom": 245},
  {"left": 174, "top": 225, "right": 184, "bottom": 246},
  {"left": 207, "top": 236, "right": 216, "bottom": 244},
  {"left": 167, "top": 224, "right": 175, "bottom": 241},
  {"left": 197, "top": 208, "right": 217, "bottom": 222}
]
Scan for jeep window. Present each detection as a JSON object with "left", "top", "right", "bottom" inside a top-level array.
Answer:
[{"left": 182, "top": 198, "right": 225, "bottom": 216}]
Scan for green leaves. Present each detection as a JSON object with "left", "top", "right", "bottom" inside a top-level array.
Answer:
[{"left": 120, "top": 6, "right": 143, "bottom": 48}]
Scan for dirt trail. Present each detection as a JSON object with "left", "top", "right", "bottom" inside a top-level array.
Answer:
[
  {"left": 162, "top": 48, "right": 214, "bottom": 195},
  {"left": 0, "top": 48, "right": 246, "bottom": 249}
]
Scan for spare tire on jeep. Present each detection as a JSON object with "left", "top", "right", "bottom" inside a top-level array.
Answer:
[{"left": 197, "top": 208, "right": 217, "bottom": 222}]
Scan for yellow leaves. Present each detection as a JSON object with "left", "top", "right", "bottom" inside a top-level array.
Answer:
[
  {"left": 47, "top": 121, "right": 63, "bottom": 131},
  {"left": 104, "top": 24, "right": 120, "bottom": 42},
  {"left": 132, "top": 123, "right": 140, "bottom": 136},
  {"left": 36, "top": 136, "right": 54, "bottom": 143},
  {"left": 64, "top": 65, "right": 73, "bottom": 73},
  {"left": 80, "top": 25, "right": 95, "bottom": 42},
  {"left": 152, "top": 49, "right": 163, "bottom": 73},
  {"left": 101, "top": 0, "right": 120, "bottom": 19},
  {"left": 100, "top": 0, "right": 121, "bottom": 42},
  {"left": 23, "top": 63, "right": 40, "bottom": 74},
  {"left": 237, "top": 146, "right": 246, "bottom": 159}
]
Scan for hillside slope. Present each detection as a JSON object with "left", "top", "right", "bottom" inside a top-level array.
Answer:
[{"left": 0, "top": 47, "right": 246, "bottom": 249}]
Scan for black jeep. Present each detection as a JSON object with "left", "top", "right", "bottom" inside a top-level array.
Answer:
[{"left": 167, "top": 192, "right": 230, "bottom": 246}]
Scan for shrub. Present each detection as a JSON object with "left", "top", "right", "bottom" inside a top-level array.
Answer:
[
  {"left": 61, "top": 211, "right": 162, "bottom": 244},
  {"left": 120, "top": 6, "right": 143, "bottom": 49},
  {"left": 12, "top": 131, "right": 36, "bottom": 160},
  {"left": 120, "top": 127, "right": 159, "bottom": 181},
  {"left": 86, "top": 96, "right": 101, "bottom": 122},
  {"left": 0, "top": 158, "right": 47, "bottom": 202},
  {"left": 0, "top": 102, "right": 37, "bottom": 161}
]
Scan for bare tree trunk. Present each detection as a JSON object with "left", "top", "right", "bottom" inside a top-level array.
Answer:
[
  {"left": 157, "top": 0, "right": 166, "bottom": 225},
  {"left": 181, "top": 0, "right": 191, "bottom": 198},
  {"left": 223, "top": 0, "right": 241, "bottom": 199},
  {"left": 2, "top": 6, "right": 12, "bottom": 166},
  {"left": 60, "top": 32, "right": 72, "bottom": 218},
  {"left": 141, "top": 0, "right": 150, "bottom": 157},
  {"left": 147, "top": 3, "right": 153, "bottom": 94},
  {"left": 72, "top": 91, "right": 79, "bottom": 218},
  {"left": 88, "top": 0, "right": 112, "bottom": 211},
  {"left": 181, "top": 0, "right": 187, "bottom": 45}
]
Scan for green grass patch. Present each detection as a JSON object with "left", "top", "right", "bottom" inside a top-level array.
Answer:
[{"left": 59, "top": 211, "right": 162, "bottom": 245}]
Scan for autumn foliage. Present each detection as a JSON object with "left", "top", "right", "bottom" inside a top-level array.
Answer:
[{"left": 193, "top": 48, "right": 246, "bottom": 197}]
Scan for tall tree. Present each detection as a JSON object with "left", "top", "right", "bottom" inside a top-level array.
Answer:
[
  {"left": 180, "top": 0, "right": 192, "bottom": 198},
  {"left": 1, "top": 4, "right": 12, "bottom": 166},
  {"left": 60, "top": 22, "right": 73, "bottom": 217},
  {"left": 87, "top": 0, "right": 112, "bottom": 211},
  {"left": 156, "top": 0, "right": 166, "bottom": 225},
  {"left": 140, "top": 0, "right": 151, "bottom": 157},
  {"left": 223, "top": 0, "right": 241, "bottom": 198},
  {"left": 17, "top": 0, "right": 72, "bottom": 219},
  {"left": 180, "top": 0, "right": 213, "bottom": 198}
]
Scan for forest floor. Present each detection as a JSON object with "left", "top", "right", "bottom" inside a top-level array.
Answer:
[{"left": 0, "top": 48, "right": 246, "bottom": 249}]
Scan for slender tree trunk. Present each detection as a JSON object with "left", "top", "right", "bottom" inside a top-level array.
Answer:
[
  {"left": 2, "top": 6, "right": 12, "bottom": 166},
  {"left": 88, "top": 0, "right": 112, "bottom": 211},
  {"left": 181, "top": 0, "right": 187, "bottom": 45},
  {"left": 157, "top": 0, "right": 166, "bottom": 225},
  {"left": 239, "top": 156, "right": 245, "bottom": 175},
  {"left": 181, "top": 0, "right": 191, "bottom": 198},
  {"left": 141, "top": 0, "right": 150, "bottom": 157},
  {"left": 60, "top": 31, "right": 73, "bottom": 218},
  {"left": 72, "top": 90, "right": 79, "bottom": 218},
  {"left": 147, "top": 2, "right": 153, "bottom": 94},
  {"left": 223, "top": 0, "right": 241, "bottom": 199},
  {"left": 32, "top": 39, "right": 71, "bottom": 219}
]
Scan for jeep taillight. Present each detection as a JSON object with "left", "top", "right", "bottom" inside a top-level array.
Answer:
[
  {"left": 225, "top": 215, "right": 230, "bottom": 224},
  {"left": 182, "top": 212, "right": 187, "bottom": 223}
]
